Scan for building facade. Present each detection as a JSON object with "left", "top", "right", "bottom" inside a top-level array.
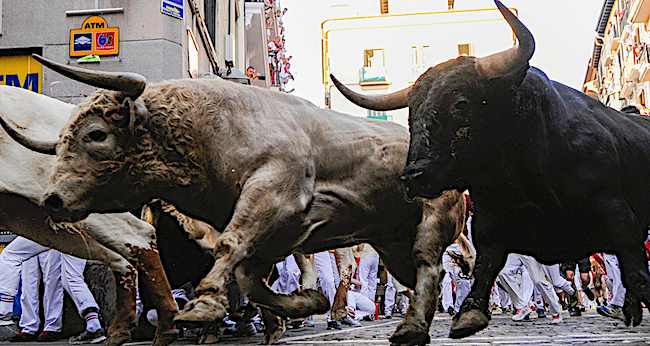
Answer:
[
  {"left": 322, "top": 0, "right": 516, "bottom": 127},
  {"left": 0, "top": 0, "right": 291, "bottom": 101},
  {"left": 583, "top": 0, "right": 650, "bottom": 113}
]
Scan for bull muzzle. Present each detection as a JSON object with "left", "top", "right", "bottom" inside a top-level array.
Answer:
[{"left": 42, "top": 192, "right": 87, "bottom": 222}]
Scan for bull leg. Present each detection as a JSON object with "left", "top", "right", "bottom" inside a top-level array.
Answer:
[
  {"left": 389, "top": 194, "right": 466, "bottom": 345},
  {"left": 236, "top": 257, "right": 329, "bottom": 319},
  {"left": 618, "top": 246, "right": 650, "bottom": 327},
  {"left": 175, "top": 171, "right": 314, "bottom": 323},
  {"left": 105, "top": 270, "right": 137, "bottom": 346},
  {"left": 596, "top": 200, "right": 649, "bottom": 327},
  {"left": 260, "top": 308, "right": 286, "bottom": 345},
  {"left": 133, "top": 249, "right": 179, "bottom": 346},
  {"left": 449, "top": 243, "right": 505, "bottom": 339},
  {"left": 330, "top": 248, "right": 356, "bottom": 321}
]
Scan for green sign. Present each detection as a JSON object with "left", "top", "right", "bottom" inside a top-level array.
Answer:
[{"left": 368, "top": 114, "right": 392, "bottom": 121}]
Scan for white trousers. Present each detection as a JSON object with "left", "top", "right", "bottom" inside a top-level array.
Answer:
[
  {"left": 19, "top": 250, "right": 63, "bottom": 334},
  {"left": 442, "top": 245, "right": 472, "bottom": 312},
  {"left": 0, "top": 237, "right": 99, "bottom": 317},
  {"left": 346, "top": 290, "right": 375, "bottom": 320},
  {"left": 499, "top": 254, "right": 561, "bottom": 315},
  {"left": 314, "top": 252, "right": 339, "bottom": 320},
  {"left": 384, "top": 272, "right": 408, "bottom": 315},
  {"left": 603, "top": 254, "right": 625, "bottom": 307},
  {"left": 546, "top": 264, "right": 575, "bottom": 296},
  {"left": 271, "top": 255, "right": 301, "bottom": 294},
  {"left": 358, "top": 253, "right": 379, "bottom": 302},
  {"left": 0, "top": 237, "right": 50, "bottom": 298}
]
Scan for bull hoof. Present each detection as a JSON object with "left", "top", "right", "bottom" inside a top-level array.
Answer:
[
  {"left": 174, "top": 296, "right": 227, "bottom": 323},
  {"left": 152, "top": 328, "right": 179, "bottom": 346},
  {"left": 103, "top": 330, "right": 130, "bottom": 346},
  {"left": 449, "top": 309, "right": 489, "bottom": 339},
  {"left": 623, "top": 293, "right": 643, "bottom": 327},
  {"left": 264, "top": 319, "right": 286, "bottom": 344},
  {"left": 330, "top": 306, "right": 348, "bottom": 321},
  {"left": 389, "top": 320, "right": 430, "bottom": 345}
]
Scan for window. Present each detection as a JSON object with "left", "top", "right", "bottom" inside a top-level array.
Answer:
[
  {"left": 421, "top": 45, "right": 434, "bottom": 65},
  {"left": 458, "top": 43, "right": 473, "bottom": 56},
  {"left": 204, "top": 0, "right": 217, "bottom": 46},
  {"left": 380, "top": 0, "right": 389, "bottom": 15},
  {"left": 364, "top": 49, "right": 385, "bottom": 68},
  {"left": 448, "top": 0, "right": 455, "bottom": 10},
  {"left": 410, "top": 45, "right": 418, "bottom": 66},
  {"left": 187, "top": 29, "right": 199, "bottom": 78}
]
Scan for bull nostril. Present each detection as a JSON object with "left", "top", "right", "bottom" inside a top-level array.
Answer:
[{"left": 44, "top": 194, "right": 64, "bottom": 213}]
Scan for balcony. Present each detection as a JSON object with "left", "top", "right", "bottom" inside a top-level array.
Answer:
[
  {"left": 359, "top": 66, "right": 390, "bottom": 86},
  {"left": 630, "top": 0, "right": 650, "bottom": 23}
]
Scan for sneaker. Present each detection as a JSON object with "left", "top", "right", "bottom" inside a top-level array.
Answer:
[
  {"left": 491, "top": 306, "right": 503, "bottom": 315},
  {"left": 568, "top": 307, "right": 582, "bottom": 317},
  {"left": 512, "top": 306, "right": 532, "bottom": 321},
  {"left": 362, "top": 315, "right": 374, "bottom": 321},
  {"left": 447, "top": 307, "right": 456, "bottom": 317},
  {"left": 529, "top": 310, "right": 538, "bottom": 320},
  {"left": 11, "top": 331, "right": 37, "bottom": 342},
  {"left": 68, "top": 329, "right": 107, "bottom": 344},
  {"left": 0, "top": 313, "right": 13, "bottom": 327},
  {"left": 596, "top": 304, "right": 625, "bottom": 321},
  {"left": 383, "top": 314, "right": 393, "bottom": 319},
  {"left": 341, "top": 316, "right": 361, "bottom": 327},
  {"left": 326, "top": 320, "right": 342, "bottom": 330},
  {"left": 536, "top": 308, "right": 547, "bottom": 319},
  {"left": 37, "top": 331, "right": 62, "bottom": 342},
  {"left": 551, "top": 314, "right": 563, "bottom": 324}
]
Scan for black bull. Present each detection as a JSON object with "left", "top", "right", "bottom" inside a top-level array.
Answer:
[{"left": 332, "top": 0, "right": 650, "bottom": 339}]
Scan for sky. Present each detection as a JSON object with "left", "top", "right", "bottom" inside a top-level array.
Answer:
[{"left": 282, "top": 0, "right": 605, "bottom": 107}]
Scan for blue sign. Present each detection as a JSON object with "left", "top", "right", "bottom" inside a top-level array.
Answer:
[
  {"left": 161, "top": 0, "right": 184, "bottom": 20},
  {"left": 73, "top": 33, "right": 92, "bottom": 51}
]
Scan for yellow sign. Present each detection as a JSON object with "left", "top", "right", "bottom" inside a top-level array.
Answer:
[
  {"left": 0, "top": 55, "right": 43, "bottom": 94},
  {"left": 69, "top": 16, "right": 119, "bottom": 57}
]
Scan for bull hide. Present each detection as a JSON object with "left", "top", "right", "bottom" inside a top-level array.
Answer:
[{"left": 336, "top": 0, "right": 650, "bottom": 339}]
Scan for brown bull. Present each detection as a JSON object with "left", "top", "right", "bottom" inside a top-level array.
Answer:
[{"left": 1, "top": 55, "right": 469, "bottom": 345}]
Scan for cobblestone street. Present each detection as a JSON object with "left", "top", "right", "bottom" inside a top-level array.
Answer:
[{"left": 3, "top": 311, "right": 650, "bottom": 346}]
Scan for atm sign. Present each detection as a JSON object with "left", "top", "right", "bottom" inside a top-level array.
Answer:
[
  {"left": 0, "top": 55, "right": 43, "bottom": 94},
  {"left": 69, "top": 16, "right": 119, "bottom": 57}
]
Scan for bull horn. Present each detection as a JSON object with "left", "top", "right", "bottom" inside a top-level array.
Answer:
[
  {"left": 330, "top": 74, "right": 410, "bottom": 111},
  {"left": 476, "top": 0, "right": 535, "bottom": 78},
  {"left": 0, "top": 114, "right": 57, "bottom": 155},
  {"left": 32, "top": 54, "right": 146, "bottom": 99}
]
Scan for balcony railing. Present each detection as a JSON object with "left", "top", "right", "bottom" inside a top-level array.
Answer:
[{"left": 359, "top": 66, "right": 389, "bottom": 85}]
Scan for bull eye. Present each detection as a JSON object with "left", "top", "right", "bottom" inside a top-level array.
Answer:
[
  {"left": 455, "top": 100, "right": 469, "bottom": 110},
  {"left": 87, "top": 130, "right": 108, "bottom": 143}
]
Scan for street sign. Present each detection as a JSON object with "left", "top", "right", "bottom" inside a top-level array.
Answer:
[
  {"left": 0, "top": 55, "right": 42, "bottom": 93},
  {"left": 69, "top": 16, "right": 119, "bottom": 57},
  {"left": 161, "top": 0, "right": 184, "bottom": 20}
]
